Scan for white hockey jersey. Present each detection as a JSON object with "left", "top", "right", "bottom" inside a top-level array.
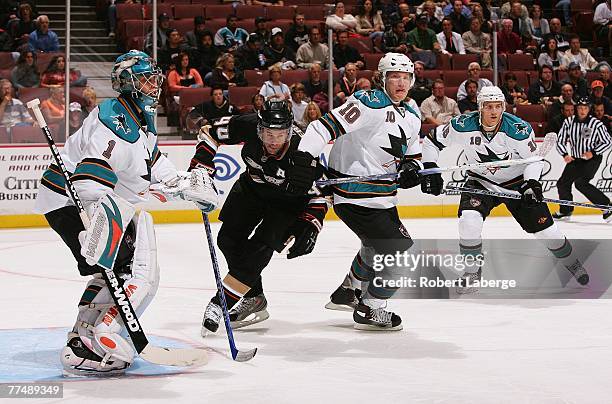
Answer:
[
  {"left": 35, "top": 96, "right": 178, "bottom": 214},
  {"left": 422, "top": 111, "right": 544, "bottom": 191},
  {"left": 299, "top": 89, "right": 422, "bottom": 209}
]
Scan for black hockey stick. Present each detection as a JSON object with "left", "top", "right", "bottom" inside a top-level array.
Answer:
[
  {"left": 201, "top": 212, "right": 257, "bottom": 362},
  {"left": 27, "top": 98, "right": 208, "bottom": 367}
]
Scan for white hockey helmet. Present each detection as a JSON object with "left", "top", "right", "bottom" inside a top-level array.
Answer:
[
  {"left": 377, "top": 52, "right": 415, "bottom": 95},
  {"left": 477, "top": 85, "right": 506, "bottom": 128}
]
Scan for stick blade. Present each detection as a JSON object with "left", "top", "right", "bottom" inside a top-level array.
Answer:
[
  {"left": 233, "top": 348, "right": 257, "bottom": 362},
  {"left": 538, "top": 132, "right": 557, "bottom": 157},
  {"left": 140, "top": 345, "right": 209, "bottom": 367}
]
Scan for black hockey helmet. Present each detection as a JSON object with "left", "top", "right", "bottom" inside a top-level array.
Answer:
[
  {"left": 575, "top": 96, "right": 591, "bottom": 107},
  {"left": 257, "top": 100, "right": 293, "bottom": 130}
]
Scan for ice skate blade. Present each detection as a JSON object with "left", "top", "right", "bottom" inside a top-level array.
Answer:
[
  {"left": 353, "top": 323, "right": 403, "bottom": 331},
  {"left": 231, "top": 309, "right": 269, "bottom": 329},
  {"left": 324, "top": 301, "right": 355, "bottom": 312},
  {"left": 62, "top": 367, "right": 127, "bottom": 378},
  {"left": 201, "top": 326, "right": 216, "bottom": 338}
]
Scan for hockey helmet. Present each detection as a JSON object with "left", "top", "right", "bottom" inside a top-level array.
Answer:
[
  {"left": 257, "top": 100, "right": 294, "bottom": 155},
  {"left": 111, "top": 50, "right": 164, "bottom": 111},
  {"left": 377, "top": 52, "right": 415, "bottom": 96},
  {"left": 477, "top": 86, "right": 506, "bottom": 129}
]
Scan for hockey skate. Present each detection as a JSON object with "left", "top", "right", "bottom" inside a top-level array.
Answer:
[
  {"left": 61, "top": 333, "right": 130, "bottom": 377},
  {"left": 565, "top": 259, "right": 589, "bottom": 286},
  {"left": 201, "top": 300, "right": 222, "bottom": 337},
  {"left": 552, "top": 211, "right": 572, "bottom": 220},
  {"left": 603, "top": 210, "right": 612, "bottom": 223},
  {"left": 325, "top": 276, "right": 361, "bottom": 311},
  {"left": 353, "top": 302, "right": 402, "bottom": 331},
  {"left": 229, "top": 293, "right": 269, "bottom": 329},
  {"left": 456, "top": 268, "right": 482, "bottom": 294}
]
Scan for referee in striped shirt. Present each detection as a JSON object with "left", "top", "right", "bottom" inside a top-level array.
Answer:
[{"left": 553, "top": 96, "right": 612, "bottom": 221}]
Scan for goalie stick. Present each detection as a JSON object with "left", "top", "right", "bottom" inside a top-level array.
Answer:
[
  {"left": 315, "top": 133, "right": 557, "bottom": 187},
  {"left": 201, "top": 213, "right": 258, "bottom": 362},
  {"left": 27, "top": 98, "right": 208, "bottom": 367}
]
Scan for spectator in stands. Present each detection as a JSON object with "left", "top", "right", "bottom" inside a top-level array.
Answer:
[
  {"left": 383, "top": 20, "right": 409, "bottom": 54},
  {"left": 214, "top": 15, "right": 249, "bottom": 52},
  {"left": 289, "top": 82, "right": 308, "bottom": 129},
  {"left": 194, "top": 31, "right": 222, "bottom": 81},
  {"left": 555, "top": 0, "right": 572, "bottom": 28},
  {"left": 548, "top": 102, "right": 574, "bottom": 134},
  {"left": 357, "top": 77, "right": 371, "bottom": 90},
  {"left": 326, "top": 2, "right": 358, "bottom": 33},
  {"left": 235, "top": 33, "right": 267, "bottom": 71},
  {"left": 563, "top": 62, "right": 589, "bottom": 97},
  {"left": 500, "top": 1, "right": 528, "bottom": 20},
  {"left": 378, "top": 0, "right": 399, "bottom": 27},
  {"left": 301, "top": 63, "right": 329, "bottom": 111},
  {"left": 41, "top": 86, "right": 65, "bottom": 126},
  {"left": 497, "top": 19, "right": 523, "bottom": 56},
  {"left": 301, "top": 101, "right": 321, "bottom": 129},
  {"left": 500, "top": 72, "right": 527, "bottom": 106},
  {"left": 548, "top": 83, "right": 576, "bottom": 119},
  {"left": 408, "top": 61, "right": 432, "bottom": 107},
  {"left": 355, "top": 0, "right": 385, "bottom": 40},
  {"left": 525, "top": 4, "right": 549, "bottom": 45},
  {"left": 254, "top": 17, "right": 272, "bottom": 47},
  {"left": 194, "top": 86, "right": 239, "bottom": 123},
  {"left": 106, "top": 0, "right": 136, "bottom": 39},
  {"left": 597, "top": 64, "right": 612, "bottom": 98},
  {"left": 158, "top": 29, "right": 190, "bottom": 73},
  {"left": 68, "top": 102, "right": 82, "bottom": 136},
  {"left": 443, "top": 0, "right": 472, "bottom": 18},
  {"left": 538, "top": 37, "right": 564, "bottom": 71},
  {"left": 470, "top": 3, "right": 492, "bottom": 34},
  {"left": 528, "top": 64, "right": 561, "bottom": 106},
  {"left": 391, "top": 3, "right": 416, "bottom": 33},
  {"left": 28, "top": 15, "right": 58, "bottom": 53},
  {"left": 457, "top": 62, "right": 493, "bottom": 101},
  {"left": 505, "top": 1, "right": 528, "bottom": 37},
  {"left": 210, "top": 53, "right": 247, "bottom": 90},
  {"left": 185, "top": 16, "right": 207, "bottom": 50},
  {"left": 421, "top": 79, "right": 459, "bottom": 125},
  {"left": 251, "top": 94, "right": 264, "bottom": 112},
  {"left": 10, "top": 50, "right": 39, "bottom": 89},
  {"left": 561, "top": 35, "right": 598, "bottom": 74},
  {"left": 80, "top": 86, "right": 96, "bottom": 119},
  {"left": 296, "top": 27, "right": 331, "bottom": 70},
  {"left": 259, "top": 65, "right": 290, "bottom": 101},
  {"left": 462, "top": 17, "right": 492, "bottom": 68},
  {"left": 0, "top": 26, "right": 13, "bottom": 51},
  {"left": 0, "top": 79, "right": 33, "bottom": 130},
  {"left": 542, "top": 18, "right": 569, "bottom": 52},
  {"left": 407, "top": 15, "right": 441, "bottom": 55},
  {"left": 447, "top": 0, "right": 470, "bottom": 34},
  {"left": 592, "top": 102, "right": 611, "bottom": 132},
  {"left": 167, "top": 52, "right": 204, "bottom": 94},
  {"left": 333, "top": 30, "right": 365, "bottom": 70},
  {"left": 458, "top": 79, "right": 479, "bottom": 113},
  {"left": 247, "top": 0, "right": 284, "bottom": 7},
  {"left": 336, "top": 62, "right": 359, "bottom": 105},
  {"left": 285, "top": 13, "right": 309, "bottom": 53},
  {"left": 419, "top": 1, "right": 443, "bottom": 33},
  {"left": 40, "top": 55, "right": 87, "bottom": 87},
  {"left": 589, "top": 80, "right": 612, "bottom": 115},
  {"left": 437, "top": 17, "right": 465, "bottom": 55},
  {"left": 8, "top": 3, "right": 35, "bottom": 51},
  {"left": 593, "top": 0, "right": 611, "bottom": 56},
  {"left": 264, "top": 27, "right": 296, "bottom": 68},
  {"left": 144, "top": 13, "right": 171, "bottom": 56}
]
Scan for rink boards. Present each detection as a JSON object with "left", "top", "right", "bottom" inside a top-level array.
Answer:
[{"left": 1, "top": 141, "right": 611, "bottom": 228}]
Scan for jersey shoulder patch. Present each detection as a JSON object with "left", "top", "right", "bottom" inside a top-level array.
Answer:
[
  {"left": 98, "top": 98, "right": 141, "bottom": 143},
  {"left": 500, "top": 112, "right": 531, "bottom": 141},
  {"left": 354, "top": 89, "right": 392, "bottom": 109},
  {"left": 450, "top": 111, "right": 479, "bottom": 132}
]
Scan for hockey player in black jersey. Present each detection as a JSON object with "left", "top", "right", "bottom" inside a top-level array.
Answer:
[{"left": 193, "top": 100, "right": 328, "bottom": 335}]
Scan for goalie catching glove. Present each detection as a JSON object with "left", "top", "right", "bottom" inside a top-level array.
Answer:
[{"left": 151, "top": 169, "right": 219, "bottom": 212}]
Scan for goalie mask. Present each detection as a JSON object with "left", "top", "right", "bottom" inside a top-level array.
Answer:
[
  {"left": 111, "top": 50, "right": 164, "bottom": 113},
  {"left": 257, "top": 100, "right": 294, "bottom": 157},
  {"left": 477, "top": 86, "right": 506, "bottom": 132}
]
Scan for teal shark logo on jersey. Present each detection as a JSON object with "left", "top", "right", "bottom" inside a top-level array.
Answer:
[
  {"left": 111, "top": 114, "right": 131, "bottom": 135},
  {"left": 381, "top": 125, "right": 408, "bottom": 160},
  {"left": 455, "top": 115, "right": 469, "bottom": 128},
  {"left": 476, "top": 146, "right": 509, "bottom": 163},
  {"left": 514, "top": 122, "right": 529, "bottom": 136}
]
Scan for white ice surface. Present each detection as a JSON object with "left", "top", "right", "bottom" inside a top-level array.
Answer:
[{"left": 1, "top": 216, "right": 611, "bottom": 403}]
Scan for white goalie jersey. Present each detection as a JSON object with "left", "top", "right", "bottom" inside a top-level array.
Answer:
[
  {"left": 422, "top": 111, "right": 544, "bottom": 191},
  {"left": 299, "top": 89, "right": 422, "bottom": 209},
  {"left": 35, "top": 96, "right": 178, "bottom": 214}
]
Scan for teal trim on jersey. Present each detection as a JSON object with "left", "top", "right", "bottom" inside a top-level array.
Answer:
[
  {"left": 354, "top": 89, "right": 392, "bottom": 109},
  {"left": 334, "top": 181, "right": 398, "bottom": 196},
  {"left": 98, "top": 98, "right": 141, "bottom": 143},
  {"left": 450, "top": 111, "right": 480, "bottom": 133},
  {"left": 500, "top": 112, "right": 532, "bottom": 141},
  {"left": 404, "top": 103, "right": 420, "bottom": 120},
  {"left": 320, "top": 113, "right": 344, "bottom": 140},
  {"left": 41, "top": 166, "right": 66, "bottom": 194},
  {"left": 72, "top": 161, "right": 118, "bottom": 188}
]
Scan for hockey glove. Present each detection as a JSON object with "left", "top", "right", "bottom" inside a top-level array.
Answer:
[
  {"left": 285, "top": 212, "right": 322, "bottom": 259},
  {"left": 397, "top": 158, "right": 424, "bottom": 189},
  {"left": 285, "top": 151, "right": 323, "bottom": 195},
  {"left": 180, "top": 169, "right": 219, "bottom": 212},
  {"left": 519, "top": 179, "right": 543, "bottom": 208},
  {"left": 421, "top": 162, "right": 443, "bottom": 195}
]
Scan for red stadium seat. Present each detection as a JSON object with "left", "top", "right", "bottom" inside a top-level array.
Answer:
[
  {"left": 356, "top": 69, "right": 373, "bottom": 80},
  {"left": 0, "top": 126, "right": 9, "bottom": 143},
  {"left": 179, "top": 88, "right": 212, "bottom": 110},
  {"left": 585, "top": 71, "right": 600, "bottom": 85},
  {"left": 347, "top": 36, "right": 372, "bottom": 53},
  {"left": 18, "top": 87, "right": 50, "bottom": 103},
  {"left": 506, "top": 54, "right": 535, "bottom": 71},
  {"left": 205, "top": 19, "right": 226, "bottom": 36},
  {"left": 143, "top": 4, "right": 172, "bottom": 20},
  {"left": 205, "top": 5, "right": 234, "bottom": 20},
  {"left": 364, "top": 53, "right": 383, "bottom": 70},
  {"left": 322, "top": 69, "right": 341, "bottom": 82},
  {"left": 297, "top": 5, "right": 327, "bottom": 20},
  {"left": 127, "top": 36, "right": 145, "bottom": 51},
  {"left": 116, "top": 3, "right": 142, "bottom": 21},
  {"left": 529, "top": 121, "right": 547, "bottom": 137},
  {"left": 236, "top": 5, "right": 265, "bottom": 20},
  {"left": 480, "top": 70, "right": 494, "bottom": 82},
  {"left": 282, "top": 69, "right": 309, "bottom": 84},
  {"left": 516, "top": 104, "right": 547, "bottom": 122},
  {"left": 266, "top": 7, "right": 296, "bottom": 20},
  {"left": 501, "top": 70, "right": 531, "bottom": 89},
  {"left": 244, "top": 70, "right": 267, "bottom": 87},
  {"left": 174, "top": 4, "right": 205, "bottom": 19},
  {"left": 11, "top": 126, "right": 43, "bottom": 143},
  {"left": 436, "top": 53, "right": 451, "bottom": 70},
  {"left": 237, "top": 20, "right": 256, "bottom": 33},
  {"left": 422, "top": 70, "right": 442, "bottom": 80},
  {"left": 0, "top": 52, "right": 15, "bottom": 69},
  {"left": 574, "top": 12, "right": 594, "bottom": 39},
  {"left": 451, "top": 54, "right": 479, "bottom": 70},
  {"left": 228, "top": 86, "right": 260, "bottom": 107},
  {"left": 441, "top": 70, "right": 467, "bottom": 86},
  {"left": 124, "top": 20, "right": 152, "bottom": 39},
  {"left": 444, "top": 86, "right": 459, "bottom": 100},
  {"left": 36, "top": 52, "right": 63, "bottom": 72},
  {"left": 0, "top": 69, "right": 10, "bottom": 79},
  {"left": 171, "top": 18, "right": 194, "bottom": 36}
]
